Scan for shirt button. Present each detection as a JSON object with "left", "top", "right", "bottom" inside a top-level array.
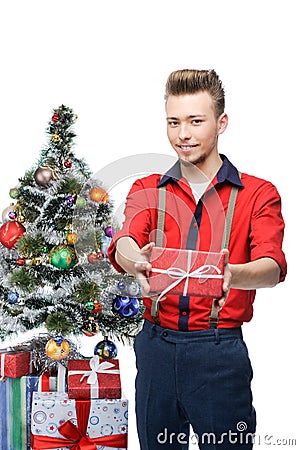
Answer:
[
  {"left": 181, "top": 311, "right": 187, "bottom": 316},
  {"left": 193, "top": 223, "right": 197, "bottom": 228},
  {"left": 162, "top": 331, "right": 168, "bottom": 337}
]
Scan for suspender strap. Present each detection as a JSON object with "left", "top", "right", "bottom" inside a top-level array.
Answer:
[
  {"left": 150, "top": 185, "right": 167, "bottom": 321},
  {"left": 209, "top": 172, "right": 241, "bottom": 329},
  {"left": 155, "top": 185, "right": 167, "bottom": 248}
]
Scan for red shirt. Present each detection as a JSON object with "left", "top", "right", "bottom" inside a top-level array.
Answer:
[{"left": 108, "top": 155, "right": 287, "bottom": 330}]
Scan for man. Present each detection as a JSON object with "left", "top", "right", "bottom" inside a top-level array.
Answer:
[{"left": 108, "top": 69, "right": 287, "bottom": 449}]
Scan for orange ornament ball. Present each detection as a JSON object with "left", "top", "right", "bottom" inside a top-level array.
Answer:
[
  {"left": 45, "top": 337, "right": 70, "bottom": 361},
  {"left": 89, "top": 187, "right": 109, "bottom": 203},
  {"left": 66, "top": 232, "right": 79, "bottom": 245}
]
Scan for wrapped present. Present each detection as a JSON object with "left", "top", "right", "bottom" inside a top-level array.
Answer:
[
  {"left": 0, "top": 347, "right": 33, "bottom": 379},
  {"left": 68, "top": 356, "right": 121, "bottom": 399},
  {"left": 7, "top": 373, "right": 58, "bottom": 450},
  {"left": 149, "top": 246, "right": 224, "bottom": 299},
  {"left": 30, "top": 391, "right": 128, "bottom": 449},
  {"left": 0, "top": 377, "right": 11, "bottom": 450}
]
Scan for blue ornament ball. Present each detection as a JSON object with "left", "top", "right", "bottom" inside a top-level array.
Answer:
[
  {"left": 113, "top": 295, "right": 140, "bottom": 317},
  {"left": 94, "top": 337, "right": 118, "bottom": 360},
  {"left": 8, "top": 291, "right": 19, "bottom": 304},
  {"left": 117, "top": 281, "right": 126, "bottom": 291}
]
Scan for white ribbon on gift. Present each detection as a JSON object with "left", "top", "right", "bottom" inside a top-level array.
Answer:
[
  {"left": 152, "top": 249, "right": 224, "bottom": 301},
  {"left": 68, "top": 355, "right": 120, "bottom": 398},
  {"left": 0, "top": 353, "right": 7, "bottom": 381}
]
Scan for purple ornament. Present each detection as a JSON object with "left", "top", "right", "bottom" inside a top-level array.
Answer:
[
  {"left": 105, "top": 225, "right": 115, "bottom": 237},
  {"left": 66, "top": 195, "right": 76, "bottom": 206},
  {"left": 8, "top": 211, "right": 17, "bottom": 220}
]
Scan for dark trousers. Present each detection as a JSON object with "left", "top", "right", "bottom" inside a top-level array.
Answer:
[{"left": 134, "top": 320, "right": 256, "bottom": 449}]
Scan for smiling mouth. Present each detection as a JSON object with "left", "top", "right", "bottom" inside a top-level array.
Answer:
[{"left": 177, "top": 145, "right": 198, "bottom": 151}]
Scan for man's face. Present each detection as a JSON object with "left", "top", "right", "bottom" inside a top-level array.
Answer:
[{"left": 165, "top": 92, "right": 227, "bottom": 167}]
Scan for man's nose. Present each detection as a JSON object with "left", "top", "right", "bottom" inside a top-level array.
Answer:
[{"left": 178, "top": 123, "right": 191, "bottom": 140}]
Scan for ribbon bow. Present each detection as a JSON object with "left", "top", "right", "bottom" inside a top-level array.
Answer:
[{"left": 80, "top": 356, "right": 120, "bottom": 386}]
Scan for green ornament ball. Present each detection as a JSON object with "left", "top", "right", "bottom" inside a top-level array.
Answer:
[
  {"left": 76, "top": 196, "right": 87, "bottom": 208},
  {"left": 9, "top": 188, "right": 19, "bottom": 199},
  {"left": 49, "top": 244, "right": 77, "bottom": 269},
  {"left": 86, "top": 301, "right": 95, "bottom": 310}
]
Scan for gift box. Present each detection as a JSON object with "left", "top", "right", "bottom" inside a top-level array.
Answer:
[
  {"left": 30, "top": 392, "right": 128, "bottom": 449},
  {"left": 149, "top": 246, "right": 224, "bottom": 299},
  {"left": 0, "top": 377, "right": 11, "bottom": 450},
  {"left": 0, "top": 348, "right": 33, "bottom": 379},
  {"left": 8, "top": 373, "right": 58, "bottom": 450},
  {"left": 68, "top": 356, "right": 122, "bottom": 400}
]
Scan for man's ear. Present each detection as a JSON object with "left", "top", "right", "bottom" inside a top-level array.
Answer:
[{"left": 217, "top": 113, "right": 228, "bottom": 135}]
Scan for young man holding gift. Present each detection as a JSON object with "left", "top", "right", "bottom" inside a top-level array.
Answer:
[{"left": 108, "top": 69, "right": 287, "bottom": 449}]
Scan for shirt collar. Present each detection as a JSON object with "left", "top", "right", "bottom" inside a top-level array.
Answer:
[{"left": 157, "top": 154, "right": 244, "bottom": 188}]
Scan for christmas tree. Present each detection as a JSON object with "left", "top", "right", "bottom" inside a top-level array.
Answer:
[{"left": 0, "top": 105, "right": 143, "bottom": 371}]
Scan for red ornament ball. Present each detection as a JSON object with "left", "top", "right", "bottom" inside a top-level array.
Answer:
[
  {"left": 64, "top": 159, "right": 72, "bottom": 168},
  {"left": 0, "top": 221, "right": 26, "bottom": 249},
  {"left": 52, "top": 113, "right": 59, "bottom": 122},
  {"left": 16, "top": 258, "right": 26, "bottom": 266}
]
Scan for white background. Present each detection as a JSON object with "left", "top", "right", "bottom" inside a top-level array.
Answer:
[{"left": 0, "top": 1, "right": 298, "bottom": 448}]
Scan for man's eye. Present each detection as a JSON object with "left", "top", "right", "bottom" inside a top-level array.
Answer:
[
  {"left": 168, "top": 121, "right": 178, "bottom": 127},
  {"left": 192, "top": 119, "right": 203, "bottom": 125}
]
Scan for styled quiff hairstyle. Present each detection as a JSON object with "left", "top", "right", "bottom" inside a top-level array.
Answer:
[{"left": 165, "top": 69, "right": 225, "bottom": 119}]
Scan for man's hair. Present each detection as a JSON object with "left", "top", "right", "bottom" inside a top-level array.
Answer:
[{"left": 165, "top": 69, "right": 225, "bottom": 118}]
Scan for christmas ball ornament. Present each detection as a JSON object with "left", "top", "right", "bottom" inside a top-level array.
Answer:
[
  {"left": 96, "top": 251, "right": 105, "bottom": 261},
  {"left": 49, "top": 245, "right": 77, "bottom": 269},
  {"left": 52, "top": 132, "right": 60, "bottom": 143},
  {"left": 113, "top": 295, "right": 140, "bottom": 317},
  {"left": 52, "top": 113, "right": 59, "bottom": 122},
  {"left": 2, "top": 204, "right": 16, "bottom": 223},
  {"left": 127, "top": 282, "right": 141, "bottom": 297},
  {"left": 0, "top": 221, "right": 26, "bottom": 249},
  {"left": 94, "top": 336, "right": 118, "bottom": 360},
  {"left": 7, "top": 291, "right": 19, "bottom": 304},
  {"left": 9, "top": 188, "right": 19, "bottom": 199},
  {"left": 34, "top": 166, "right": 55, "bottom": 187},
  {"left": 17, "top": 214, "right": 25, "bottom": 223},
  {"left": 45, "top": 336, "right": 70, "bottom": 361},
  {"left": 8, "top": 211, "right": 17, "bottom": 221},
  {"left": 89, "top": 187, "right": 109, "bottom": 203},
  {"left": 16, "top": 257, "right": 26, "bottom": 266},
  {"left": 85, "top": 301, "right": 95, "bottom": 311},
  {"left": 75, "top": 196, "right": 87, "bottom": 208},
  {"left": 82, "top": 317, "right": 99, "bottom": 336},
  {"left": 66, "top": 232, "right": 78, "bottom": 245},
  {"left": 87, "top": 252, "right": 98, "bottom": 264},
  {"left": 92, "top": 302, "right": 103, "bottom": 314},
  {"left": 64, "top": 159, "right": 72, "bottom": 168},
  {"left": 117, "top": 281, "right": 126, "bottom": 291},
  {"left": 66, "top": 195, "right": 76, "bottom": 206},
  {"left": 105, "top": 226, "right": 115, "bottom": 238}
]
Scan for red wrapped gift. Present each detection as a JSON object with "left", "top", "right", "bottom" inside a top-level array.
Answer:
[
  {"left": 0, "top": 348, "right": 32, "bottom": 380},
  {"left": 68, "top": 356, "right": 122, "bottom": 399},
  {"left": 149, "top": 246, "right": 224, "bottom": 299}
]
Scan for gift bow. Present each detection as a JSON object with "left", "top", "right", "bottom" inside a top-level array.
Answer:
[
  {"left": 81, "top": 356, "right": 120, "bottom": 385},
  {"left": 68, "top": 356, "right": 120, "bottom": 398},
  {"left": 151, "top": 249, "right": 223, "bottom": 301}
]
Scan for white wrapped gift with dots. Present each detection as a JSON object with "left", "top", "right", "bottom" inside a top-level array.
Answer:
[{"left": 30, "top": 391, "right": 128, "bottom": 449}]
